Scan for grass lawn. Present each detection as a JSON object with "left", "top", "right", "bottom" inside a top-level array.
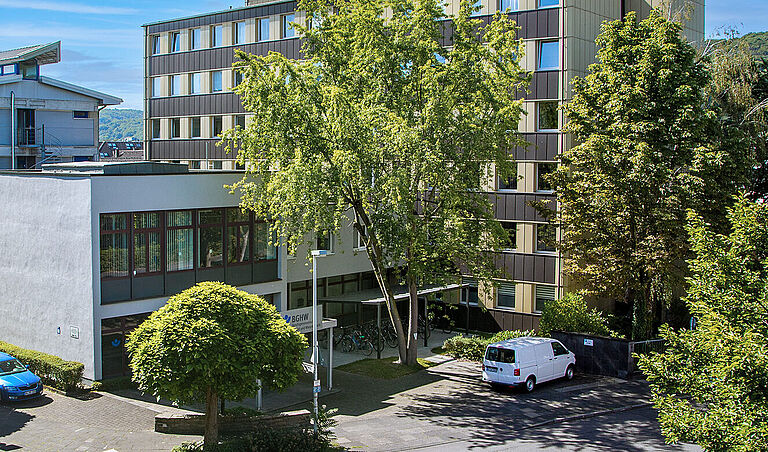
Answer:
[{"left": 337, "top": 356, "right": 438, "bottom": 379}]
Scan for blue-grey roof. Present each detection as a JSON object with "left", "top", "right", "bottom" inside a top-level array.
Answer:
[{"left": 0, "top": 41, "right": 60, "bottom": 66}]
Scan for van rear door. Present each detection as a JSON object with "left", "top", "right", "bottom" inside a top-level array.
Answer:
[{"left": 534, "top": 343, "right": 554, "bottom": 382}]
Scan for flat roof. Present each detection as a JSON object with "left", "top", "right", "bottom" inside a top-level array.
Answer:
[
  {"left": 0, "top": 161, "right": 247, "bottom": 177},
  {"left": 142, "top": 0, "right": 289, "bottom": 27},
  {"left": 320, "top": 283, "right": 463, "bottom": 305}
]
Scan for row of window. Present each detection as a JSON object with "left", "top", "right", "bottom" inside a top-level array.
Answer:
[
  {"left": 459, "top": 0, "right": 559, "bottom": 15},
  {"left": 99, "top": 208, "right": 276, "bottom": 280},
  {"left": 462, "top": 278, "right": 557, "bottom": 313},
  {"left": 151, "top": 70, "right": 243, "bottom": 98},
  {"left": 150, "top": 115, "right": 247, "bottom": 140},
  {"left": 498, "top": 222, "right": 556, "bottom": 253},
  {"left": 151, "top": 14, "right": 296, "bottom": 56}
]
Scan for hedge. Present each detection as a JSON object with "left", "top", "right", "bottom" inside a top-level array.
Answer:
[
  {"left": 0, "top": 341, "right": 84, "bottom": 391},
  {"left": 538, "top": 292, "right": 618, "bottom": 338},
  {"left": 442, "top": 330, "right": 533, "bottom": 362}
]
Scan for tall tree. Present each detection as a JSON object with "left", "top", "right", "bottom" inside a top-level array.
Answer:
[
  {"left": 638, "top": 197, "right": 768, "bottom": 450},
  {"left": 547, "top": 11, "right": 748, "bottom": 339},
  {"left": 127, "top": 282, "right": 307, "bottom": 446},
  {"left": 223, "top": 0, "right": 527, "bottom": 364}
]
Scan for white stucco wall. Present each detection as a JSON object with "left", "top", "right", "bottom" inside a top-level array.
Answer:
[{"left": 0, "top": 173, "right": 96, "bottom": 377}]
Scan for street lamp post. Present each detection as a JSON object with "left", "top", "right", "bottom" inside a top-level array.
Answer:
[{"left": 311, "top": 249, "right": 328, "bottom": 435}]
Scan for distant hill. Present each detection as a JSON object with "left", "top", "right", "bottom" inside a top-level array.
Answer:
[
  {"left": 739, "top": 31, "right": 768, "bottom": 60},
  {"left": 100, "top": 108, "right": 142, "bottom": 142}
]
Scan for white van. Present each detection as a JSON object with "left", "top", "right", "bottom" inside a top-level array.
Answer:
[{"left": 482, "top": 337, "right": 575, "bottom": 392}]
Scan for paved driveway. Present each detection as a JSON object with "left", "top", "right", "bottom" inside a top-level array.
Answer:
[
  {"left": 323, "top": 359, "right": 700, "bottom": 451},
  {"left": 0, "top": 390, "right": 198, "bottom": 451}
]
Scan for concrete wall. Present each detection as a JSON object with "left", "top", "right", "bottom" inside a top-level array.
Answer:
[
  {"left": 36, "top": 110, "right": 95, "bottom": 147},
  {"left": 0, "top": 174, "right": 96, "bottom": 378}
]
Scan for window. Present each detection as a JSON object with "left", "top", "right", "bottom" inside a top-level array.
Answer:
[
  {"left": 486, "top": 347, "right": 515, "bottom": 364},
  {"left": 198, "top": 209, "right": 223, "bottom": 268},
  {"left": 461, "top": 277, "right": 479, "bottom": 305},
  {"left": 497, "top": 281, "right": 516, "bottom": 309},
  {"left": 234, "top": 115, "right": 246, "bottom": 129},
  {"left": 258, "top": 18, "right": 270, "bottom": 42},
  {"left": 233, "top": 21, "right": 246, "bottom": 44},
  {"left": 315, "top": 232, "right": 333, "bottom": 252},
  {"left": 209, "top": 160, "right": 223, "bottom": 170},
  {"left": 190, "top": 28, "right": 201, "bottom": 50},
  {"left": 501, "top": 222, "right": 516, "bottom": 250},
  {"left": 537, "top": 162, "right": 556, "bottom": 191},
  {"left": 227, "top": 208, "right": 251, "bottom": 264},
  {"left": 212, "top": 116, "right": 223, "bottom": 137},
  {"left": 211, "top": 25, "right": 223, "bottom": 47},
  {"left": 498, "top": 163, "right": 517, "bottom": 190},
  {"left": 552, "top": 341, "right": 569, "bottom": 356},
  {"left": 535, "top": 285, "right": 557, "bottom": 312},
  {"left": 151, "top": 35, "right": 161, "bottom": 54},
  {"left": 73, "top": 111, "right": 89, "bottom": 119},
  {"left": 282, "top": 14, "right": 295, "bottom": 38},
  {"left": 190, "top": 73, "right": 201, "bottom": 94},
  {"left": 470, "top": 0, "right": 482, "bottom": 16},
  {"left": 211, "top": 71, "right": 223, "bottom": 92},
  {"left": 170, "top": 74, "right": 181, "bottom": 96},
  {"left": 133, "top": 212, "right": 162, "bottom": 275},
  {"left": 539, "top": 0, "right": 559, "bottom": 7},
  {"left": 354, "top": 225, "right": 367, "bottom": 249},
  {"left": 1, "top": 64, "right": 16, "bottom": 75},
  {"left": 151, "top": 77, "right": 162, "bottom": 97},
  {"left": 189, "top": 161, "right": 201, "bottom": 169},
  {"left": 171, "top": 118, "right": 181, "bottom": 138},
  {"left": 536, "top": 223, "right": 556, "bottom": 252},
  {"left": 255, "top": 222, "right": 277, "bottom": 260},
  {"left": 190, "top": 117, "right": 201, "bottom": 138},
  {"left": 166, "top": 210, "right": 194, "bottom": 271},
  {"left": 170, "top": 32, "right": 181, "bottom": 52},
  {"left": 499, "top": 0, "right": 518, "bottom": 12},
  {"left": 538, "top": 40, "right": 559, "bottom": 70},
  {"left": 233, "top": 70, "right": 244, "bottom": 87},
  {"left": 100, "top": 214, "right": 129, "bottom": 278},
  {"left": 537, "top": 101, "right": 558, "bottom": 131},
  {"left": 151, "top": 119, "right": 161, "bottom": 139},
  {"left": 21, "top": 63, "right": 38, "bottom": 80}
]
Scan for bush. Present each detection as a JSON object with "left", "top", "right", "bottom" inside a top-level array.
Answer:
[
  {"left": 538, "top": 293, "right": 618, "bottom": 338},
  {"left": 443, "top": 330, "right": 533, "bottom": 362},
  {"left": 91, "top": 375, "right": 137, "bottom": 392},
  {"left": 173, "top": 425, "right": 344, "bottom": 452},
  {"left": 0, "top": 341, "right": 84, "bottom": 391}
]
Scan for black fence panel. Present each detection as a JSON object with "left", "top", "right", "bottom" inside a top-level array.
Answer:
[{"left": 551, "top": 331, "right": 632, "bottom": 379}]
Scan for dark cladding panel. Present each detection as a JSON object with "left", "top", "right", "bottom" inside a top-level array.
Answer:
[{"left": 509, "top": 132, "right": 558, "bottom": 161}]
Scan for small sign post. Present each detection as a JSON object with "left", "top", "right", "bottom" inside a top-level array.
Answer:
[{"left": 313, "top": 379, "right": 321, "bottom": 394}]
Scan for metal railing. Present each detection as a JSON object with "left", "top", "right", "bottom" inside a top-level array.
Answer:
[{"left": 628, "top": 339, "right": 665, "bottom": 374}]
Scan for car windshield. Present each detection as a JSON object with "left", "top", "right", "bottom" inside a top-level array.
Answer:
[
  {"left": 485, "top": 347, "right": 515, "bottom": 364},
  {"left": 0, "top": 359, "right": 26, "bottom": 376}
]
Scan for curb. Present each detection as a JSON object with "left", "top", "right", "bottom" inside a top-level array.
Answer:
[{"left": 521, "top": 401, "right": 653, "bottom": 430}]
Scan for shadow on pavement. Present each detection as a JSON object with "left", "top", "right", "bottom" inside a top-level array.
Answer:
[
  {"left": 2, "top": 395, "right": 53, "bottom": 409},
  {"left": 0, "top": 404, "right": 35, "bottom": 440}
]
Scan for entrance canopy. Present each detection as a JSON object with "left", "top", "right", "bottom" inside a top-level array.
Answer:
[{"left": 319, "top": 283, "right": 463, "bottom": 305}]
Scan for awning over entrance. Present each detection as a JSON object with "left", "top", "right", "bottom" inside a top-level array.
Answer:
[{"left": 319, "top": 283, "right": 463, "bottom": 305}]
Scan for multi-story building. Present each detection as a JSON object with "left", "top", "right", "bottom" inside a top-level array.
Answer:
[
  {"left": 0, "top": 41, "right": 122, "bottom": 169},
  {"left": 142, "top": 1, "right": 704, "bottom": 327}
]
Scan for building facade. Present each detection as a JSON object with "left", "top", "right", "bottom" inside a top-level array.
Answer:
[
  {"left": 142, "top": 0, "right": 704, "bottom": 319},
  {"left": 0, "top": 42, "right": 122, "bottom": 169},
  {"left": 0, "top": 161, "right": 374, "bottom": 380}
]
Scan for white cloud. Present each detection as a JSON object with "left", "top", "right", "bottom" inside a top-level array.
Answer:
[{"left": 0, "top": 0, "right": 138, "bottom": 15}]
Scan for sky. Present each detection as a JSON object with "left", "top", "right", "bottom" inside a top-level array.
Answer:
[{"left": 0, "top": 0, "right": 765, "bottom": 111}]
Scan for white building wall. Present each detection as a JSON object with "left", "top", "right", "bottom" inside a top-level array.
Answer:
[{"left": 0, "top": 174, "right": 96, "bottom": 378}]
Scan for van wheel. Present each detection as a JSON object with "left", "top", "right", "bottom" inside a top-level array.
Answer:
[
  {"left": 565, "top": 365, "right": 574, "bottom": 381},
  {"left": 525, "top": 376, "right": 536, "bottom": 393}
]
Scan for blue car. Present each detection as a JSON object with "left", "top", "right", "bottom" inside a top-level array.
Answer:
[{"left": 0, "top": 352, "right": 43, "bottom": 402}]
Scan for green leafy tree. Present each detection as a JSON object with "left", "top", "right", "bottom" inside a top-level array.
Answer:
[
  {"left": 547, "top": 11, "right": 750, "bottom": 339},
  {"left": 538, "top": 292, "right": 616, "bottom": 338},
  {"left": 638, "top": 197, "right": 768, "bottom": 450},
  {"left": 223, "top": 0, "right": 527, "bottom": 364},
  {"left": 127, "top": 282, "right": 307, "bottom": 446}
]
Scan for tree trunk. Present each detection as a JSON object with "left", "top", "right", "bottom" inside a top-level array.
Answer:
[
  {"left": 405, "top": 274, "right": 419, "bottom": 365},
  {"left": 204, "top": 387, "right": 219, "bottom": 447}
]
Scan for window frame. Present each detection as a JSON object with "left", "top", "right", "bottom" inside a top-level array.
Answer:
[
  {"left": 226, "top": 208, "right": 252, "bottom": 266},
  {"left": 498, "top": 0, "right": 518, "bottom": 12},
  {"left": 536, "top": 223, "right": 557, "bottom": 253},
  {"left": 497, "top": 163, "right": 518, "bottom": 191},
  {"left": 151, "top": 35, "right": 161, "bottom": 55},
  {"left": 73, "top": 111, "right": 89, "bottom": 119},
  {"left": 100, "top": 213, "right": 130, "bottom": 280},
  {"left": 500, "top": 221, "right": 517, "bottom": 251},
  {"left": 258, "top": 18, "right": 270, "bottom": 42},
  {"left": 198, "top": 208, "right": 225, "bottom": 269},
  {"left": 281, "top": 13, "right": 295, "bottom": 39},
  {"left": 190, "top": 28, "right": 201, "bottom": 50},
  {"left": 189, "top": 72, "right": 201, "bottom": 94},
  {"left": 190, "top": 117, "right": 201, "bottom": 138},
  {"left": 211, "top": 116, "right": 223, "bottom": 138},
  {"left": 132, "top": 211, "right": 164, "bottom": 277},
  {"left": 211, "top": 71, "right": 223, "bottom": 92},
  {"left": 170, "top": 32, "right": 181, "bottom": 53},
  {"left": 170, "top": 74, "right": 181, "bottom": 96},
  {"left": 233, "top": 21, "right": 246, "bottom": 45},
  {"left": 315, "top": 231, "right": 334, "bottom": 253},
  {"left": 537, "top": 40, "right": 560, "bottom": 71},
  {"left": 170, "top": 118, "right": 181, "bottom": 139},
  {"left": 538, "top": 0, "right": 559, "bottom": 8},
  {"left": 166, "top": 210, "right": 195, "bottom": 273},
  {"left": 536, "top": 162, "right": 557, "bottom": 192},
  {"left": 537, "top": 101, "right": 559, "bottom": 132},
  {"left": 151, "top": 76, "right": 162, "bottom": 97},
  {"left": 211, "top": 24, "right": 223, "bottom": 47}
]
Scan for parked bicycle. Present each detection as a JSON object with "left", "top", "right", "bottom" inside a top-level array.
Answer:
[{"left": 340, "top": 326, "right": 374, "bottom": 356}]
